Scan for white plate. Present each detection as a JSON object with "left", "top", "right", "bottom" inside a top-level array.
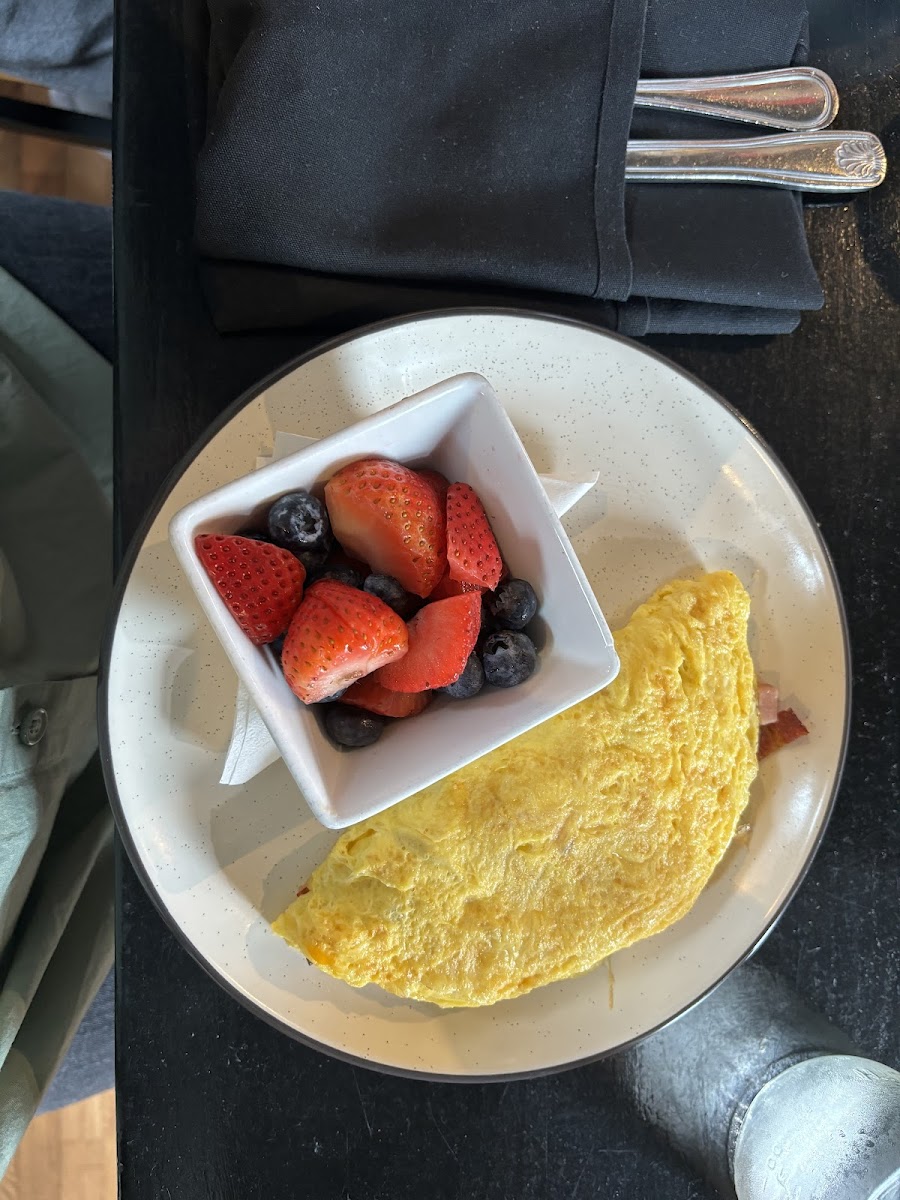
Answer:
[{"left": 103, "top": 311, "right": 849, "bottom": 1080}]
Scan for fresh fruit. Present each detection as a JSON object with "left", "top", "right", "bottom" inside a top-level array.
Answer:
[
  {"left": 316, "top": 563, "right": 364, "bottom": 588},
  {"left": 281, "top": 579, "right": 408, "bottom": 704},
  {"left": 417, "top": 468, "right": 450, "bottom": 505},
  {"left": 438, "top": 653, "right": 484, "bottom": 700},
  {"left": 324, "top": 705, "right": 386, "bottom": 748},
  {"left": 445, "top": 482, "right": 503, "bottom": 589},
  {"left": 486, "top": 578, "right": 539, "bottom": 630},
  {"left": 343, "top": 674, "right": 432, "bottom": 719},
  {"left": 222, "top": 457, "right": 551, "bottom": 740},
  {"left": 363, "top": 573, "right": 418, "bottom": 619},
  {"left": 324, "top": 458, "right": 446, "bottom": 597},
  {"left": 267, "top": 490, "right": 333, "bottom": 572},
  {"left": 377, "top": 592, "right": 481, "bottom": 692},
  {"left": 479, "top": 595, "right": 496, "bottom": 637},
  {"left": 195, "top": 534, "right": 306, "bottom": 646},
  {"left": 428, "top": 567, "right": 484, "bottom": 602},
  {"left": 481, "top": 630, "right": 537, "bottom": 688}
]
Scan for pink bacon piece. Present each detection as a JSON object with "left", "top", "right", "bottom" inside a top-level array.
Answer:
[{"left": 757, "top": 681, "right": 780, "bottom": 726}]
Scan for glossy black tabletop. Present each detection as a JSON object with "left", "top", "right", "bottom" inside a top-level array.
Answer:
[{"left": 113, "top": 2, "right": 899, "bottom": 1196}]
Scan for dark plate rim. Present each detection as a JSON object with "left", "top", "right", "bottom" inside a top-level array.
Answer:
[{"left": 99, "top": 306, "right": 852, "bottom": 1084}]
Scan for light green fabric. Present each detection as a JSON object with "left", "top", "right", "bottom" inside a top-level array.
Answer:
[
  {"left": 0, "top": 267, "right": 113, "bottom": 1177},
  {"left": 0, "top": 273, "right": 112, "bottom": 504}
]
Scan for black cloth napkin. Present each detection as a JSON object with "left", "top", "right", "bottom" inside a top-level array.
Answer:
[{"left": 195, "top": 0, "right": 824, "bottom": 336}]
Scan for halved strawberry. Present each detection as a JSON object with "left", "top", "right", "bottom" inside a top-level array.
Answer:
[
  {"left": 195, "top": 533, "right": 305, "bottom": 646},
  {"left": 376, "top": 592, "right": 481, "bottom": 692},
  {"left": 281, "top": 579, "right": 408, "bottom": 704},
  {"left": 324, "top": 458, "right": 446, "bottom": 598},
  {"left": 417, "top": 468, "right": 450, "bottom": 505},
  {"left": 445, "top": 483, "right": 503, "bottom": 590},
  {"left": 343, "top": 674, "right": 432, "bottom": 719},
  {"left": 428, "top": 566, "right": 485, "bottom": 601}
]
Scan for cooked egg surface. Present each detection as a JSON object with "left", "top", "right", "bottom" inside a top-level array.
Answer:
[{"left": 273, "top": 572, "right": 759, "bottom": 1008}]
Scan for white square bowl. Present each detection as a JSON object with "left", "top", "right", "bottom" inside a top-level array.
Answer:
[{"left": 169, "top": 372, "right": 619, "bottom": 828}]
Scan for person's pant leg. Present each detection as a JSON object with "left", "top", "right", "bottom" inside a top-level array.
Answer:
[
  {"left": 1, "top": 189, "right": 114, "bottom": 1116},
  {"left": 0, "top": 190, "right": 112, "bottom": 361}
]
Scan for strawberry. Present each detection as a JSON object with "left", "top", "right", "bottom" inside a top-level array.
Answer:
[
  {"left": 428, "top": 566, "right": 485, "bottom": 601},
  {"left": 195, "top": 533, "right": 305, "bottom": 646},
  {"left": 324, "top": 458, "right": 446, "bottom": 598},
  {"left": 417, "top": 468, "right": 450, "bottom": 505},
  {"left": 343, "top": 674, "right": 432, "bottom": 719},
  {"left": 445, "top": 482, "right": 503, "bottom": 589},
  {"left": 281, "top": 579, "right": 408, "bottom": 704},
  {"left": 376, "top": 592, "right": 481, "bottom": 692}
]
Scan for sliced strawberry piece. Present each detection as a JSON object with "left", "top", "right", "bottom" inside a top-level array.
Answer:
[
  {"left": 445, "top": 482, "right": 503, "bottom": 590},
  {"left": 758, "top": 708, "right": 809, "bottom": 760},
  {"left": 376, "top": 592, "right": 481, "bottom": 692},
  {"left": 417, "top": 468, "right": 450, "bottom": 505},
  {"left": 343, "top": 674, "right": 432, "bottom": 719},
  {"left": 428, "top": 566, "right": 485, "bottom": 601},
  {"left": 195, "top": 533, "right": 305, "bottom": 646},
  {"left": 281, "top": 579, "right": 408, "bottom": 704},
  {"left": 324, "top": 458, "right": 446, "bottom": 598}
]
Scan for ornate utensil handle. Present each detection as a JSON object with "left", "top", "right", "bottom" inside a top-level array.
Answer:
[
  {"left": 624, "top": 130, "right": 887, "bottom": 192},
  {"left": 634, "top": 67, "right": 839, "bottom": 132}
]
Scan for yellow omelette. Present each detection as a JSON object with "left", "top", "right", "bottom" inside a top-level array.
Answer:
[{"left": 274, "top": 571, "right": 758, "bottom": 1007}]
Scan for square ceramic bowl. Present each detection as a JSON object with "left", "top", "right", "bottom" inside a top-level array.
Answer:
[{"left": 169, "top": 372, "right": 619, "bottom": 828}]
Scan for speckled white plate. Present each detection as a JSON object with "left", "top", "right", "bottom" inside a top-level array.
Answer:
[{"left": 102, "top": 311, "right": 849, "bottom": 1080}]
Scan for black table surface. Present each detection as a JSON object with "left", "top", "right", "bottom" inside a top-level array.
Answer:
[{"left": 114, "top": 2, "right": 899, "bottom": 1196}]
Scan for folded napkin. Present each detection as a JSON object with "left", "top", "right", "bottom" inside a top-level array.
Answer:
[
  {"left": 196, "top": 0, "right": 822, "bottom": 336},
  {"left": 221, "top": 431, "right": 598, "bottom": 786}
]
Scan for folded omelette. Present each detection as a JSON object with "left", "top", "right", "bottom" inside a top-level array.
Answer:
[{"left": 274, "top": 571, "right": 758, "bottom": 1007}]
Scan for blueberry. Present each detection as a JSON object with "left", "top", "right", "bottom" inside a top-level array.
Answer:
[
  {"left": 318, "top": 688, "right": 347, "bottom": 704},
  {"left": 297, "top": 546, "right": 331, "bottom": 574},
  {"left": 316, "top": 564, "right": 364, "bottom": 589},
  {"left": 438, "top": 653, "right": 484, "bottom": 699},
  {"left": 324, "top": 704, "right": 385, "bottom": 748},
  {"left": 486, "top": 578, "right": 539, "bottom": 631},
  {"left": 363, "top": 574, "right": 418, "bottom": 619},
  {"left": 267, "top": 491, "right": 332, "bottom": 571},
  {"left": 480, "top": 596, "right": 496, "bottom": 631},
  {"left": 476, "top": 597, "right": 496, "bottom": 654},
  {"left": 268, "top": 633, "right": 286, "bottom": 660},
  {"left": 237, "top": 529, "right": 271, "bottom": 543},
  {"left": 481, "top": 631, "right": 537, "bottom": 689}
]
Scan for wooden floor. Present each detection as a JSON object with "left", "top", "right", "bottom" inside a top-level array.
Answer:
[
  {"left": 0, "top": 1092, "right": 117, "bottom": 1200},
  {"left": 0, "top": 75, "right": 115, "bottom": 1200},
  {"left": 0, "top": 78, "right": 111, "bottom": 203}
]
